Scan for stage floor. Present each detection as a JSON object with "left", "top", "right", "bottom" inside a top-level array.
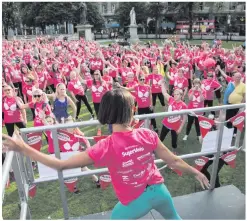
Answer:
[{"left": 70, "top": 185, "right": 245, "bottom": 220}]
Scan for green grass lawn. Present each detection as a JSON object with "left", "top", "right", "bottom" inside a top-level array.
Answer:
[
  {"left": 99, "top": 39, "right": 244, "bottom": 49},
  {"left": 2, "top": 40, "right": 246, "bottom": 220}
]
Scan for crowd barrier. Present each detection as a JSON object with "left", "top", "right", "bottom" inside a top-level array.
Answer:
[{"left": 2, "top": 103, "right": 245, "bottom": 220}]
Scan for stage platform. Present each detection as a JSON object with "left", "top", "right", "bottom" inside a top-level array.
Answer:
[{"left": 70, "top": 185, "right": 245, "bottom": 220}]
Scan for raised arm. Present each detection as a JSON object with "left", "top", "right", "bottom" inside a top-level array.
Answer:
[
  {"left": 154, "top": 139, "right": 209, "bottom": 189},
  {"left": 2, "top": 132, "right": 94, "bottom": 171}
]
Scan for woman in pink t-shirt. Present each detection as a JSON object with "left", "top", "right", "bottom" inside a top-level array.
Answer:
[
  {"left": 2, "top": 85, "right": 27, "bottom": 136},
  {"left": 201, "top": 71, "right": 222, "bottom": 116},
  {"left": 16, "top": 88, "right": 52, "bottom": 127},
  {"left": 67, "top": 71, "right": 94, "bottom": 120},
  {"left": 3, "top": 88, "right": 209, "bottom": 220},
  {"left": 183, "top": 79, "right": 206, "bottom": 142},
  {"left": 119, "top": 74, "right": 158, "bottom": 133},
  {"left": 160, "top": 85, "right": 187, "bottom": 153},
  {"left": 86, "top": 70, "right": 108, "bottom": 136}
]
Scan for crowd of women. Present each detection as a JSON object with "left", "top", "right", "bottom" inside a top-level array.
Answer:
[
  {"left": 2, "top": 37, "right": 245, "bottom": 146},
  {"left": 2, "top": 36, "right": 245, "bottom": 217}
]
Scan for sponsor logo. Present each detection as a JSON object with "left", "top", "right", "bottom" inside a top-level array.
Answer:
[
  {"left": 117, "top": 169, "right": 133, "bottom": 174},
  {"left": 133, "top": 170, "right": 145, "bottom": 178},
  {"left": 224, "top": 154, "right": 236, "bottom": 163},
  {"left": 137, "top": 152, "right": 151, "bottom": 161},
  {"left": 27, "top": 135, "right": 41, "bottom": 145},
  {"left": 167, "top": 116, "right": 180, "bottom": 123},
  {"left": 122, "top": 147, "right": 144, "bottom": 157},
  {"left": 58, "top": 132, "right": 70, "bottom": 142},
  {"left": 233, "top": 116, "right": 244, "bottom": 126},
  {"left": 134, "top": 183, "right": 145, "bottom": 188},
  {"left": 199, "top": 120, "right": 212, "bottom": 129},
  {"left": 122, "top": 159, "right": 134, "bottom": 168},
  {"left": 122, "top": 176, "right": 129, "bottom": 181},
  {"left": 100, "top": 174, "right": 111, "bottom": 182},
  {"left": 195, "top": 159, "right": 206, "bottom": 166}
]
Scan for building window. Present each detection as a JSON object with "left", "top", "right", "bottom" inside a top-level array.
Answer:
[
  {"left": 112, "top": 4, "right": 115, "bottom": 12},
  {"left": 199, "top": 3, "right": 204, "bottom": 11},
  {"left": 102, "top": 4, "right": 107, "bottom": 14},
  {"left": 230, "top": 2, "right": 236, "bottom": 10}
]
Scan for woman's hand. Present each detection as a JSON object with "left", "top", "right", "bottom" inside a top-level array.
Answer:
[
  {"left": 2, "top": 131, "right": 26, "bottom": 153},
  {"left": 195, "top": 171, "right": 210, "bottom": 190}
]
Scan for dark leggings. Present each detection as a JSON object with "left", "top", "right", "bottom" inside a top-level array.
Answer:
[
  {"left": 5, "top": 122, "right": 26, "bottom": 136},
  {"left": 93, "top": 102, "right": 100, "bottom": 117},
  {"left": 138, "top": 107, "right": 157, "bottom": 130},
  {"left": 31, "top": 108, "right": 35, "bottom": 120},
  {"left": 186, "top": 115, "right": 200, "bottom": 136},
  {"left": 204, "top": 100, "right": 215, "bottom": 115},
  {"left": 169, "top": 85, "right": 174, "bottom": 95},
  {"left": 201, "top": 156, "right": 226, "bottom": 188},
  {"left": 160, "top": 125, "right": 178, "bottom": 149},
  {"left": 13, "top": 82, "right": 24, "bottom": 100},
  {"left": 152, "top": 93, "right": 165, "bottom": 107},
  {"left": 188, "top": 79, "right": 192, "bottom": 90},
  {"left": 75, "top": 94, "right": 94, "bottom": 118},
  {"left": 226, "top": 108, "right": 239, "bottom": 134}
]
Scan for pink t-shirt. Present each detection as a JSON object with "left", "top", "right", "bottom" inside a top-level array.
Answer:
[
  {"left": 174, "top": 76, "right": 188, "bottom": 90},
  {"left": 119, "top": 67, "right": 132, "bottom": 85},
  {"left": 134, "top": 85, "right": 151, "bottom": 108},
  {"left": 87, "top": 128, "right": 164, "bottom": 205},
  {"left": 67, "top": 79, "right": 85, "bottom": 96},
  {"left": 29, "top": 102, "right": 52, "bottom": 126},
  {"left": 87, "top": 81, "right": 108, "bottom": 103},
  {"left": 162, "top": 96, "right": 187, "bottom": 130},
  {"left": 201, "top": 79, "right": 221, "bottom": 100},
  {"left": 187, "top": 89, "right": 206, "bottom": 115},
  {"left": 3, "top": 97, "right": 23, "bottom": 123},
  {"left": 146, "top": 74, "right": 163, "bottom": 94}
]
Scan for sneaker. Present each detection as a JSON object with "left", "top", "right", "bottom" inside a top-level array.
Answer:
[
  {"left": 94, "top": 180, "right": 101, "bottom": 188},
  {"left": 208, "top": 114, "right": 215, "bottom": 120},
  {"left": 74, "top": 187, "right": 80, "bottom": 194},
  {"left": 89, "top": 117, "right": 94, "bottom": 121},
  {"left": 183, "top": 135, "right": 188, "bottom": 141},
  {"left": 75, "top": 116, "right": 79, "bottom": 120},
  {"left": 97, "top": 129, "right": 102, "bottom": 136}
]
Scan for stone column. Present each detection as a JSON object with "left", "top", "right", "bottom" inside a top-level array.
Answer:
[
  {"left": 129, "top": 24, "right": 139, "bottom": 43},
  {"left": 76, "top": 24, "right": 94, "bottom": 41}
]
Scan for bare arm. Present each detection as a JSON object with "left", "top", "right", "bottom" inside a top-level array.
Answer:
[
  {"left": 154, "top": 139, "right": 209, "bottom": 189},
  {"left": 67, "top": 96, "right": 77, "bottom": 119},
  {"left": 2, "top": 133, "right": 93, "bottom": 170}
]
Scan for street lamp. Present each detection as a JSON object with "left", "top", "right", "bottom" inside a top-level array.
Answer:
[{"left": 227, "top": 14, "right": 231, "bottom": 42}]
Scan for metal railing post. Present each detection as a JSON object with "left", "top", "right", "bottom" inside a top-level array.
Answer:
[
  {"left": 144, "top": 118, "right": 150, "bottom": 129},
  {"left": 22, "top": 134, "right": 35, "bottom": 184},
  {"left": 12, "top": 153, "right": 31, "bottom": 220},
  {"left": 2, "top": 151, "right": 14, "bottom": 200},
  {"left": 51, "top": 129, "right": 69, "bottom": 220},
  {"left": 234, "top": 129, "right": 241, "bottom": 148},
  {"left": 209, "top": 109, "right": 226, "bottom": 190}
]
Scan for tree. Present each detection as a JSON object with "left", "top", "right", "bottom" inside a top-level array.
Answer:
[
  {"left": 2, "top": 2, "right": 18, "bottom": 38},
  {"left": 19, "top": 2, "right": 104, "bottom": 33},
  {"left": 115, "top": 2, "right": 148, "bottom": 29},
  {"left": 147, "top": 2, "right": 166, "bottom": 37}
]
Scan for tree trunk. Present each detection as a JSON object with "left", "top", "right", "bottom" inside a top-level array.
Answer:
[
  {"left": 188, "top": 3, "right": 193, "bottom": 40},
  {"left": 155, "top": 18, "right": 158, "bottom": 38}
]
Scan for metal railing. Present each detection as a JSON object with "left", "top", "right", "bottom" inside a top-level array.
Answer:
[{"left": 2, "top": 103, "right": 245, "bottom": 220}]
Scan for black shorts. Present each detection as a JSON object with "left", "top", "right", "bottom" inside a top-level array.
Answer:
[
  {"left": 152, "top": 93, "right": 165, "bottom": 107},
  {"left": 214, "top": 88, "right": 221, "bottom": 99},
  {"left": 93, "top": 102, "right": 100, "bottom": 117}
]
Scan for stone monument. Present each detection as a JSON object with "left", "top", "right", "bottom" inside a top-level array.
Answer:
[
  {"left": 75, "top": 3, "right": 93, "bottom": 41},
  {"left": 129, "top": 7, "right": 139, "bottom": 43}
]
